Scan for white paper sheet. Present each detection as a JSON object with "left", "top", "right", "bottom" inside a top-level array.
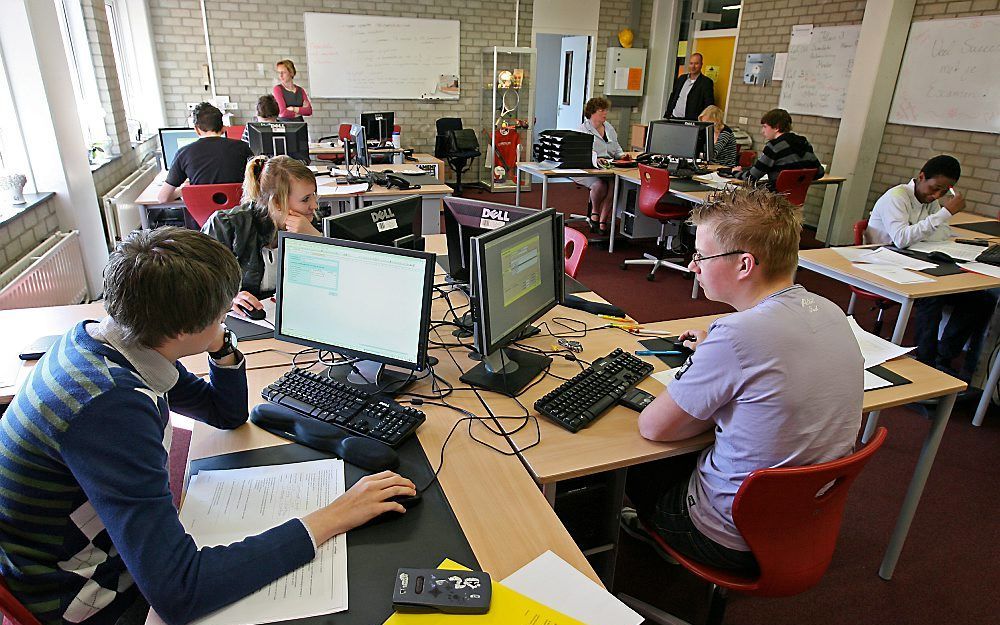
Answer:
[
  {"left": 772, "top": 52, "right": 788, "bottom": 81},
  {"left": 851, "top": 263, "right": 935, "bottom": 284},
  {"left": 855, "top": 247, "right": 937, "bottom": 270},
  {"left": 651, "top": 366, "right": 683, "bottom": 387},
  {"left": 0, "top": 357, "right": 21, "bottom": 389},
  {"left": 554, "top": 168, "right": 590, "bottom": 174},
  {"left": 693, "top": 172, "right": 735, "bottom": 189},
  {"left": 958, "top": 261, "right": 1000, "bottom": 279},
  {"left": 501, "top": 551, "right": 643, "bottom": 625},
  {"left": 167, "top": 460, "right": 348, "bottom": 625},
  {"left": 906, "top": 240, "right": 985, "bottom": 262},
  {"left": 833, "top": 246, "right": 878, "bottom": 263},
  {"left": 864, "top": 369, "right": 893, "bottom": 391},
  {"left": 318, "top": 182, "right": 369, "bottom": 196},
  {"left": 847, "top": 316, "right": 914, "bottom": 369},
  {"left": 226, "top": 297, "right": 277, "bottom": 329}
]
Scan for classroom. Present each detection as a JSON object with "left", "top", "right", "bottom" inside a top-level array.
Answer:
[{"left": 0, "top": 1, "right": 998, "bottom": 625}]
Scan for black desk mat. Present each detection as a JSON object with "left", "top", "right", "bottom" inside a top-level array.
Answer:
[
  {"left": 867, "top": 365, "right": 911, "bottom": 389},
  {"left": 224, "top": 315, "right": 274, "bottom": 341},
  {"left": 886, "top": 247, "right": 965, "bottom": 276},
  {"left": 190, "top": 438, "right": 478, "bottom": 625},
  {"left": 638, "top": 337, "right": 692, "bottom": 368},
  {"left": 670, "top": 179, "right": 715, "bottom": 193},
  {"left": 958, "top": 220, "right": 1000, "bottom": 237}
]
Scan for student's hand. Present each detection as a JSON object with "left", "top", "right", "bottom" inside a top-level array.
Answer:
[
  {"left": 678, "top": 329, "right": 707, "bottom": 351},
  {"left": 206, "top": 323, "right": 228, "bottom": 354},
  {"left": 285, "top": 213, "right": 321, "bottom": 236},
  {"left": 732, "top": 165, "right": 743, "bottom": 173},
  {"left": 942, "top": 190, "right": 965, "bottom": 215},
  {"left": 231, "top": 291, "right": 262, "bottom": 316},
  {"left": 302, "top": 472, "right": 416, "bottom": 543}
]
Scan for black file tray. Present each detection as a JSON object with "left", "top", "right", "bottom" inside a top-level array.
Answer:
[
  {"left": 887, "top": 247, "right": 965, "bottom": 276},
  {"left": 189, "top": 436, "right": 479, "bottom": 625},
  {"left": 224, "top": 315, "right": 274, "bottom": 341},
  {"left": 958, "top": 220, "right": 1000, "bottom": 237}
]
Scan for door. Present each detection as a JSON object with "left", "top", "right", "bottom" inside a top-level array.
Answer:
[{"left": 556, "top": 35, "right": 590, "bottom": 129}]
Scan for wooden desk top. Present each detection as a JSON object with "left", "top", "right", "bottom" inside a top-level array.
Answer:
[
  {"left": 309, "top": 144, "right": 408, "bottom": 156},
  {"left": 798, "top": 246, "right": 1000, "bottom": 299},
  {"left": 134, "top": 170, "right": 176, "bottom": 206}
]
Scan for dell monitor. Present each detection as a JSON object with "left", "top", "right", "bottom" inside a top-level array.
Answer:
[
  {"left": 345, "top": 124, "right": 370, "bottom": 168},
  {"left": 158, "top": 127, "right": 199, "bottom": 169},
  {"left": 274, "top": 232, "right": 435, "bottom": 393},
  {"left": 645, "top": 120, "right": 702, "bottom": 161},
  {"left": 360, "top": 111, "right": 394, "bottom": 147},
  {"left": 247, "top": 122, "right": 310, "bottom": 163},
  {"left": 460, "top": 208, "right": 566, "bottom": 396},
  {"left": 323, "top": 195, "right": 424, "bottom": 250},
  {"left": 443, "top": 197, "right": 539, "bottom": 283}
]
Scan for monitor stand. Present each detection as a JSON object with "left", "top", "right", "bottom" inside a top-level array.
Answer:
[
  {"left": 459, "top": 348, "right": 551, "bottom": 396},
  {"left": 326, "top": 356, "right": 438, "bottom": 396},
  {"left": 452, "top": 312, "right": 541, "bottom": 343}
]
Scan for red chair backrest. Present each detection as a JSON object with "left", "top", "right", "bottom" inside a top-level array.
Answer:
[
  {"left": 738, "top": 150, "right": 757, "bottom": 168},
  {"left": 853, "top": 219, "right": 869, "bottom": 246},
  {"left": 637, "top": 164, "right": 689, "bottom": 222},
  {"left": 732, "top": 427, "right": 888, "bottom": 597},
  {"left": 1, "top": 576, "right": 43, "bottom": 625},
  {"left": 338, "top": 123, "right": 353, "bottom": 140},
  {"left": 180, "top": 183, "right": 244, "bottom": 228},
  {"left": 224, "top": 125, "right": 245, "bottom": 141},
  {"left": 563, "top": 227, "right": 589, "bottom": 279},
  {"left": 774, "top": 168, "right": 818, "bottom": 207}
]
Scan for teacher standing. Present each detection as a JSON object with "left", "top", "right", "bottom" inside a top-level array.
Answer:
[
  {"left": 273, "top": 59, "right": 313, "bottom": 122},
  {"left": 664, "top": 53, "right": 714, "bottom": 121}
]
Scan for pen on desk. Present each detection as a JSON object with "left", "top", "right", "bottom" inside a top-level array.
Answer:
[
  {"left": 635, "top": 350, "right": 684, "bottom": 356},
  {"left": 626, "top": 328, "right": 671, "bottom": 335},
  {"left": 598, "top": 314, "right": 630, "bottom": 321}
]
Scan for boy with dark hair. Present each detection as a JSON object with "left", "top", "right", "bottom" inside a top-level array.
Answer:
[
  {"left": 0, "top": 228, "right": 413, "bottom": 625},
  {"left": 737, "top": 108, "right": 824, "bottom": 189},
  {"left": 866, "top": 154, "right": 994, "bottom": 380},
  {"left": 158, "top": 102, "right": 254, "bottom": 203}
]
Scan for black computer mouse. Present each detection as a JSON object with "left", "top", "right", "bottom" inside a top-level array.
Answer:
[
  {"left": 388, "top": 493, "right": 422, "bottom": 509},
  {"left": 356, "top": 491, "right": 421, "bottom": 529},
  {"left": 926, "top": 251, "right": 957, "bottom": 264},
  {"left": 237, "top": 303, "right": 266, "bottom": 320}
]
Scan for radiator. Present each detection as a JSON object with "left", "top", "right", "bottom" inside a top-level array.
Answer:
[
  {"left": 0, "top": 231, "right": 88, "bottom": 310},
  {"left": 101, "top": 157, "right": 159, "bottom": 247}
]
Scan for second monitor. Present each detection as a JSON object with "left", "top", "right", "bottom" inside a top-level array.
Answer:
[
  {"left": 323, "top": 195, "right": 424, "bottom": 251},
  {"left": 247, "top": 121, "right": 310, "bottom": 163},
  {"left": 360, "top": 111, "right": 394, "bottom": 147}
]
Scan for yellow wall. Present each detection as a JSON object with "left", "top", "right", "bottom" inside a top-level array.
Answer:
[{"left": 693, "top": 36, "right": 736, "bottom": 115}]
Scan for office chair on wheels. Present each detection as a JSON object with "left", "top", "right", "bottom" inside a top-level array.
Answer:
[
  {"left": 619, "top": 164, "right": 693, "bottom": 281},
  {"left": 435, "top": 118, "right": 480, "bottom": 195},
  {"left": 619, "top": 427, "right": 888, "bottom": 625},
  {"left": 180, "top": 183, "right": 243, "bottom": 228},
  {"left": 773, "top": 168, "right": 819, "bottom": 207}
]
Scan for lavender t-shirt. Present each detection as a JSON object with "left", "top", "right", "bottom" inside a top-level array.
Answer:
[{"left": 668, "top": 285, "right": 864, "bottom": 551}]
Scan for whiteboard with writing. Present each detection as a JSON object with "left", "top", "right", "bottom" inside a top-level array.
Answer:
[
  {"left": 304, "top": 13, "right": 460, "bottom": 100},
  {"left": 888, "top": 15, "right": 1000, "bottom": 134},
  {"left": 778, "top": 25, "right": 860, "bottom": 119}
]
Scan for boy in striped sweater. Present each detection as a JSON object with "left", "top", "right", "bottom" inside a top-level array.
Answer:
[
  {"left": 0, "top": 228, "right": 413, "bottom": 625},
  {"left": 737, "top": 108, "right": 824, "bottom": 190}
]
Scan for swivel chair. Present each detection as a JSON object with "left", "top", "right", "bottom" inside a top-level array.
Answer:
[
  {"left": 435, "top": 118, "right": 480, "bottom": 195},
  {"left": 224, "top": 125, "right": 245, "bottom": 141},
  {"left": 564, "top": 227, "right": 589, "bottom": 279},
  {"left": 737, "top": 150, "right": 756, "bottom": 169},
  {"left": 180, "top": 183, "right": 243, "bottom": 228},
  {"left": 316, "top": 124, "right": 354, "bottom": 165},
  {"left": 620, "top": 427, "right": 888, "bottom": 625},
  {"left": 846, "top": 219, "right": 898, "bottom": 336},
  {"left": 1, "top": 576, "right": 43, "bottom": 625},
  {"left": 773, "top": 167, "right": 819, "bottom": 207},
  {"left": 619, "top": 164, "right": 693, "bottom": 281}
]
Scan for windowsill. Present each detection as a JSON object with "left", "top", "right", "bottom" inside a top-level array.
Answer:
[
  {"left": 90, "top": 156, "right": 117, "bottom": 172},
  {"left": 0, "top": 192, "right": 56, "bottom": 228}
]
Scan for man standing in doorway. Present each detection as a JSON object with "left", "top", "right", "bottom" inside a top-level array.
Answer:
[{"left": 665, "top": 52, "right": 715, "bottom": 121}]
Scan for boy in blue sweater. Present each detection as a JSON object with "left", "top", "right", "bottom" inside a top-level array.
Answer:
[{"left": 0, "top": 228, "right": 414, "bottom": 625}]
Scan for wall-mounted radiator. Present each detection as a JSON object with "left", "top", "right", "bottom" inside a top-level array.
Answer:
[
  {"left": 101, "top": 157, "right": 159, "bottom": 248},
  {"left": 0, "top": 231, "right": 88, "bottom": 310}
]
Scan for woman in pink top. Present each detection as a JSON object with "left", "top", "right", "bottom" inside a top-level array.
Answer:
[{"left": 273, "top": 59, "right": 313, "bottom": 122}]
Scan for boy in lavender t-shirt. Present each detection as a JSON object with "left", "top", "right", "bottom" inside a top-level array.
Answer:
[{"left": 624, "top": 187, "right": 863, "bottom": 572}]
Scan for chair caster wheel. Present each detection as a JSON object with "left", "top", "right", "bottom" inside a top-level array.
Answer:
[
  {"left": 620, "top": 263, "right": 628, "bottom": 270},
  {"left": 646, "top": 274, "right": 656, "bottom": 282}
]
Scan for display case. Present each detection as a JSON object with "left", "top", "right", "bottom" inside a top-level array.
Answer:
[{"left": 480, "top": 46, "right": 536, "bottom": 193}]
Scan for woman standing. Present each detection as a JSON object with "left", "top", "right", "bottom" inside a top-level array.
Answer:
[
  {"left": 273, "top": 59, "right": 313, "bottom": 122},
  {"left": 698, "top": 105, "right": 738, "bottom": 167},
  {"left": 578, "top": 97, "right": 626, "bottom": 234}
]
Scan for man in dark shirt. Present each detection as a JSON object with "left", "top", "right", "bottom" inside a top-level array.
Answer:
[
  {"left": 158, "top": 102, "right": 254, "bottom": 203},
  {"left": 664, "top": 53, "right": 715, "bottom": 121},
  {"left": 737, "top": 108, "right": 824, "bottom": 190}
]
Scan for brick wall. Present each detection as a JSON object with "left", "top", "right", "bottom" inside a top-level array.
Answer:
[
  {"left": 91, "top": 137, "right": 159, "bottom": 199},
  {"left": 0, "top": 199, "right": 60, "bottom": 273},
  {"left": 595, "top": 0, "right": 655, "bottom": 134}
]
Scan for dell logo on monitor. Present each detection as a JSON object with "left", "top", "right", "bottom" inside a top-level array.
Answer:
[
  {"left": 481, "top": 208, "right": 510, "bottom": 222},
  {"left": 371, "top": 207, "right": 396, "bottom": 223}
]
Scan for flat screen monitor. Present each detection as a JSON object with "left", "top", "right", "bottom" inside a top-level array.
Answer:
[
  {"left": 274, "top": 232, "right": 435, "bottom": 391},
  {"left": 323, "top": 195, "right": 424, "bottom": 250},
  {"left": 360, "top": 111, "right": 394, "bottom": 147},
  {"left": 443, "top": 197, "right": 539, "bottom": 283},
  {"left": 645, "top": 120, "right": 701, "bottom": 161},
  {"left": 460, "top": 208, "right": 565, "bottom": 396},
  {"left": 246, "top": 122, "right": 309, "bottom": 163},
  {"left": 346, "top": 124, "right": 370, "bottom": 168},
  {"left": 158, "top": 127, "right": 199, "bottom": 169}
]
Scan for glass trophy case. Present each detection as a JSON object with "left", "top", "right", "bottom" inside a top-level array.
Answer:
[{"left": 480, "top": 46, "right": 535, "bottom": 193}]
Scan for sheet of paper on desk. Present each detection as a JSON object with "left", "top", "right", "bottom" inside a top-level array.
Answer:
[
  {"left": 864, "top": 369, "right": 894, "bottom": 391},
  {"left": 958, "top": 261, "right": 1000, "bottom": 279},
  {"left": 556, "top": 169, "right": 589, "bottom": 174},
  {"left": 833, "top": 246, "right": 878, "bottom": 263},
  {"left": 535, "top": 160, "right": 561, "bottom": 170},
  {"left": 320, "top": 182, "right": 370, "bottom": 195},
  {"left": 856, "top": 247, "right": 936, "bottom": 270},
  {"left": 501, "top": 551, "right": 643, "bottom": 625},
  {"left": 166, "top": 459, "right": 348, "bottom": 625},
  {"left": 906, "top": 240, "right": 984, "bottom": 262},
  {"left": 693, "top": 172, "right": 734, "bottom": 189},
  {"left": 848, "top": 316, "right": 914, "bottom": 369},
  {"left": 225, "top": 297, "right": 276, "bottom": 329},
  {"left": 851, "top": 263, "right": 934, "bottom": 284},
  {"left": 651, "top": 367, "right": 683, "bottom": 387}
]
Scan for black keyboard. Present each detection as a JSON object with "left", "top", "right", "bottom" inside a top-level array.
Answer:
[
  {"left": 534, "top": 348, "right": 654, "bottom": 433},
  {"left": 262, "top": 369, "right": 425, "bottom": 448},
  {"left": 976, "top": 244, "right": 1000, "bottom": 267}
]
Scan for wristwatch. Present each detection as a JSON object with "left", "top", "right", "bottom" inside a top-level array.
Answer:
[{"left": 208, "top": 327, "right": 238, "bottom": 360}]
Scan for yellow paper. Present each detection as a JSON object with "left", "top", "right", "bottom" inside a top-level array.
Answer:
[{"left": 383, "top": 559, "right": 588, "bottom": 625}]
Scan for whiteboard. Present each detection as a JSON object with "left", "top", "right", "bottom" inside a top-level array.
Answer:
[
  {"left": 778, "top": 25, "right": 860, "bottom": 119},
  {"left": 304, "top": 13, "right": 460, "bottom": 100},
  {"left": 888, "top": 15, "right": 1000, "bottom": 134}
]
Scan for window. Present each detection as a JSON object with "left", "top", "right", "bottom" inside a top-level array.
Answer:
[
  {"left": 105, "top": 0, "right": 143, "bottom": 143},
  {"left": 0, "top": 48, "right": 35, "bottom": 193},
  {"left": 55, "top": 0, "right": 108, "bottom": 154}
]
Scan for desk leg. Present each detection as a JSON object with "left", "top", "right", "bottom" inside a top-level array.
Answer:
[
  {"left": 542, "top": 482, "right": 557, "bottom": 508},
  {"left": 823, "top": 182, "right": 845, "bottom": 247},
  {"left": 541, "top": 177, "right": 549, "bottom": 210},
  {"left": 890, "top": 298, "right": 914, "bottom": 345},
  {"left": 515, "top": 167, "right": 522, "bottom": 207},
  {"left": 879, "top": 392, "right": 955, "bottom": 580},
  {"left": 973, "top": 354, "right": 1000, "bottom": 426},
  {"left": 609, "top": 176, "right": 621, "bottom": 254},
  {"left": 861, "top": 410, "right": 881, "bottom": 444}
]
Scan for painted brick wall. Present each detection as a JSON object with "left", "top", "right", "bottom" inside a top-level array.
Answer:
[
  {"left": 0, "top": 200, "right": 61, "bottom": 274},
  {"left": 91, "top": 137, "right": 160, "bottom": 199},
  {"left": 595, "top": 0, "right": 655, "bottom": 134}
]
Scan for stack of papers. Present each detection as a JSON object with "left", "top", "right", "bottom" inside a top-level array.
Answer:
[
  {"left": 850, "top": 263, "right": 935, "bottom": 284},
  {"left": 848, "top": 247, "right": 936, "bottom": 284},
  {"left": 958, "top": 261, "right": 1000, "bottom": 279},
  {"left": 847, "top": 316, "right": 913, "bottom": 368},
  {"left": 907, "top": 240, "right": 985, "bottom": 262},
  {"left": 693, "top": 172, "right": 737, "bottom": 189}
]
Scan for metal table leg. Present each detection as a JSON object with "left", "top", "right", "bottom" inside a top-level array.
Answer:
[
  {"left": 609, "top": 175, "right": 621, "bottom": 254},
  {"left": 541, "top": 177, "right": 549, "bottom": 210},
  {"left": 890, "top": 298, "right": 914, "bottom": 345},
  {"left": 515, "top": 166, "right": 521, "bottom": 207},
  {"left": 542, "top": 482, "right": 557, "bottom": 508},
  {"left": 823, "top": 181, "right": 845, "bottom": 246},
  {"left": 973, "top": 353, "right": 1000, "bottom": 426}
]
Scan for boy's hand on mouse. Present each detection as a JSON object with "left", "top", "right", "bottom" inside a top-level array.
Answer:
[
  {"left": 678, "top": 329, "right": 707, "bottom": 351},
  {"left": 231, "top": 291, "right": 262, "bottom": 316},
  {"left": 303, "top": 471, "right": 416, "bottom": 542}
]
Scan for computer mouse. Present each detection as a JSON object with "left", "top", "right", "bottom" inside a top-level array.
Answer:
[
  {"left": 237, "top": 303, "right": 266, "bottom": 320},
  {"left": 356, "top": 491, "right": 421, "bottom": 529},
  {"left": 926, "top": 251, "right": 957, "bottom": 264},
  {"left": 388, "top": 493, "right": 422, "bottom": 509}
]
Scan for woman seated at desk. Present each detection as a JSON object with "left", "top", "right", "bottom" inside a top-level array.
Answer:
[
  {"left": 578, "top": 96, "right": 626, "bottom": 235},
  {"left": 273, "top": 59, "right": 313, "bottom": 122},
  {"left": 698, "top": 105, "right": 738, "bottom": 167},
  {"left": 202, "top": 155, "right": 321, "bottom": 315}
]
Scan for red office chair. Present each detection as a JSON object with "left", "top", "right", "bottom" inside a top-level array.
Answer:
[
  {"left": 564, "top": 227, "right": 589, "bottom": 279},
  {"left": 846, "top": 219, "right": 898, "bottom": 336},
  {"left": 619, "top": 164, "right": 693, "bottom": 281},
  {"left": 1, "top": 576, "right": 43, "bottom": 625},
  {"left": 180, "top": 183, "right": 243, "bottom": 228},
  {"left": 620, "top": 427, "right": 888, "bottom": 625},
  {"left": 224, "top": 125, "right": 245, "bottom": 141},
  {"left": 316, "top": 124, "right": 354, "bottom": 164},
  {"left": 738, "top": 150, "right": 756, "bottom": 168},
  {"left": 774, "top": 168, "right": 819, "bottom": 207}
]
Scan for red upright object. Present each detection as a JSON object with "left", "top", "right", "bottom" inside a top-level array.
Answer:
[
  {"left": 563, "top": 227, "right": 589, "bottom": 279},
  {"left": 1, "top": 576, "right": 43, "bottom": 625},
  {"left": 774, "top": 167, "right": 819, "bottom": 207},
  {"left": 180, "top": 183, "right": 244, "bottom": 228},
  {"left": 492, "top": 128, "right": 519, "bottom": 181},
  {"left": 316, "top": 124, "right": 356, "bottom": 163},
  {"left": 848, "top": 219, "right": 898, "bottom": 336},
  {"left": 620, "top": 164, "right": 692, "bottom": 281},
  {"left": 738, "top": 149, "right": 756, "bottom": 168},
  {"left": 224, "top": 125, "right": 245, "bottom": 141}
]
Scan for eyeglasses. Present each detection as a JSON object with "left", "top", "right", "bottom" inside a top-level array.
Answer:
[{"left": 691, "top": 250, "right": 748, "bottom": 265}]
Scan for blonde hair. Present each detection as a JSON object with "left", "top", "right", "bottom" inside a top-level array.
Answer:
[
  {"left": 689, "top": 186, "right": 802, "bottom": 280},
  {"left": 243, "top": 155, "right": 316, "bottom": 231},
  {"left": 276, "top": 59, "right": 297, "bottom": 78},
  {"left": 699, "top": 105, "right": 724, "bottom": 133}
]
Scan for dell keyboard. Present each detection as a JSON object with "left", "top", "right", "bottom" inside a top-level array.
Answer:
[
  {"left": 262, "top": 368, "right": 425, "bottom": 447},
  {"left": 534, "top": 348, "right": 655, "bottom": 433}
]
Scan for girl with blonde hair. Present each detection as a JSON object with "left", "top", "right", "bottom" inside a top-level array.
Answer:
[{"left": 698, "top": 105, "right": 738, "bottom": 167}]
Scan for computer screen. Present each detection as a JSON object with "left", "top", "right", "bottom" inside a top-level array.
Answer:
[
  {"left": 347, "top": 124, "right": 370, "bottom": 168},
  {"left": 274, "top": 232, "right": 435, "bottom": 371},
  {"left": 360, "top": 111, "right": 394, "bottom": 147},
  {"left": 693, "top": 121, "right": 714, "bottom": 163},
  {"left": 323, "top": 195, "right": 424, "bottom": 250},
  {"left": 444, "top": 198, "right": 539, "bottom": 283},
  {"left": 246, "top": 122, "right": 309, "bottom": 163},
  {"left": 645, "top": 120, "right": 701, "bottom": 160},
  {"left": 158, "top": 127, "right": 199, "bottom": 169}
]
